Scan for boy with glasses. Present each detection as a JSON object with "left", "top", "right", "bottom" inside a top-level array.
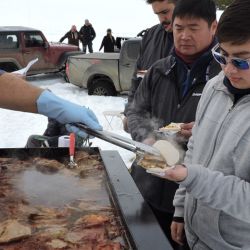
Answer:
[{"left": 154, "top": 0, "right": 250, "bottom": 248}]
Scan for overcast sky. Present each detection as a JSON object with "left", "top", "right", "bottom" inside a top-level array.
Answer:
[{"left": 0, "top": 0, "right": 157, "bottom": 50}]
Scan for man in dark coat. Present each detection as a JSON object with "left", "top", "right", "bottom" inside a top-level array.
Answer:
[
  {"left": 59, "top": 25, "right": 80, "bottom": 47},
  {"left": 123, "top": 0, "right": 177, "bottom": 132},
  {"left": 79, "top": 19, "right": 96, "bottom": 53},
  {"left": 99, "top": 28, "right": 116, "bottom": 52},
  {"left": 126, "top": 0, "right": 221, "bottom": 248}
]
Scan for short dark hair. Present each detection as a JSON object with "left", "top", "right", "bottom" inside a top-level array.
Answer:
[
  {"left": 146, "top": 0, "right": 177, "bottom": 4},
  {"left": 217, "top": 0, "right": 250, "bottom": 45},
  {"left": 172, "top": 0, "right": 216, "bottom": 27}
]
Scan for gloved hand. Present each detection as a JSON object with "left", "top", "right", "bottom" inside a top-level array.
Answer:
[{"left": 37, "top": 90, "right": 102, "bottom": 138}]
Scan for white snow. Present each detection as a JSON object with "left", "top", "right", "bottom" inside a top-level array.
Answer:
[{"left": 0, "top": 74, "right": 135, "bottom": 168}]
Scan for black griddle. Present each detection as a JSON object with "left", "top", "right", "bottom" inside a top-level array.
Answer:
[{"left": 0, "top": 147, "right": 173, "bottom": 250}]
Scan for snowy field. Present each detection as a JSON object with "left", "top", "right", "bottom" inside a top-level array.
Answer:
[{"left": 0, "top": 74, "right": 135, "bottom": 168}]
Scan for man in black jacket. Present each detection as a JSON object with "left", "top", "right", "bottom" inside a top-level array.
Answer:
[
  {"left": 79, "top": 19, "right": 96, "bottom": 53},
  {"left": 123, "top": 0, "right": 177, "bottom": 131},
  {"left": 127, "top": 0, "right": 221, "bottom": 248}
]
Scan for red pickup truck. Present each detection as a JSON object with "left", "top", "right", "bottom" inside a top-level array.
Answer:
[{"left": 0, "top": 26, "right": 83, "bottom": 77}]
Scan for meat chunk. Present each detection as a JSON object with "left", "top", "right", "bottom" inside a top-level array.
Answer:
[{"left": 0, "top": 220, "right": 31, "bottom": 243}]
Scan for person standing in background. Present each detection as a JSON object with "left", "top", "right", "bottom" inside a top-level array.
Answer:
[
  {"left": 99, "top": 28, "right": 116, "bottom": 52},
  {"left": 79, "top": 19, "right": 96, "bottom": 53},
  {"left": 59, "top": 25, "right": 80, "bottom": 47}
]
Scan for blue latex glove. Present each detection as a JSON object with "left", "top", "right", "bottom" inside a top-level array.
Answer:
[{"left": 37, "top": 90, "right": 102, "bottom": 138}]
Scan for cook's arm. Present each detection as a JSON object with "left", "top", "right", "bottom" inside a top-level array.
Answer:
[
  {"left": 0, "top": 71, "right": 102, "bottom": 139},
  {"left": 0, "top": 72, "right": 42, "bottom": 113}
]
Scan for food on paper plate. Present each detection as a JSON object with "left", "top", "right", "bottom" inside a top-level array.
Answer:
[
  {"left": 138, "top": 140, "right": 180, "bottom": 173},
  {"left": 137, "top": 154, "right": 169, "bottom": 170},
  {"left": 160, "top": 122, "right": 183, "bottom": 132},
  {"left": 153, "top": 140, "right": 180, "bottom": 166}
]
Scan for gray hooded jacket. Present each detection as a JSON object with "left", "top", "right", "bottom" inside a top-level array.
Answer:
[{"left": 174, "top": 72, "right": 250, "bottom": 249}]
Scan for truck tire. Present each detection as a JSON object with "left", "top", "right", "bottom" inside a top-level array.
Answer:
[{"left": 88, "top": 79, "right": 117, "bottom": 96}]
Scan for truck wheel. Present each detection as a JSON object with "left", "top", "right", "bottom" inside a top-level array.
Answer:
[{"left": 88, "top": 79, "right": 117, "bottom": 96}]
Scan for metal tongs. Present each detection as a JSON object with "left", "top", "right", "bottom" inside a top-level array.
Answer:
[{"left": 72, "top": 123, "right": 161, "bottom": 157}]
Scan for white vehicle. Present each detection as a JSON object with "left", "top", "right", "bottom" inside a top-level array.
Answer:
[{"left": 66, "top": 38, "right": 141, "bottom": 96}]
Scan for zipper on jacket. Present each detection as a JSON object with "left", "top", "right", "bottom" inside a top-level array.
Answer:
[
  {"left": 177, "top": 78, "right": 201, "bottom": 109},
  {"left": 182, "top": 69, "right": 191, "bottom": 97},
  {"left": 164, "top": 60, "right": 176, "bottom": 76},
  {"left": 229, "top": 105, "right": 234, "bottom": 112},
  {"left": 190, "top": 199, "right": 197, "bottom": 231},
  {"left": 189, "top": 91, "right": 233, "bottom": 232},
  {"left": 228, "top": 94, "right": 242, "bottom": 112},
  {"left": 189, "top": 109, "right": 231, "bottom": 227},
  {"left": 192, "top": 237, "right": 199, "bottom": 250}
]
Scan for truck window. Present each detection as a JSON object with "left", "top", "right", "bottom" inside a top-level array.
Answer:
[
  {"left": 24, "top": 33, "right": 44, "bottom": 47},
  {"left": 126, "top": 42, "right": 140, "bottom": 60},
  {"left": 0, "top": 34, "right": 19, "bottom": 49}
]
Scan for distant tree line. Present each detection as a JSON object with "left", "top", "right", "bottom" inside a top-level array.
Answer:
[{"left": 215, "top": 0, "right": 233, "bottom": 9}]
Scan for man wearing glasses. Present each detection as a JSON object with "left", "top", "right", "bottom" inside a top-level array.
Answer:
[
  {"left": 154, "top": 0, "right": 250, "bottom": 249},
  {"left": 127, "top": 0, "right": 221, "bottom": 248}
]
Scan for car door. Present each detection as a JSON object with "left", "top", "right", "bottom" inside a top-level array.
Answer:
[
  {"left": 0, "top": 32, "right": 23, "bottom": 71},
  {"left": 22, "top": 31, "right": 54, "bottom": 72},
  {"left": 119, "top": 40, "right": 141, "bottom": 91}
]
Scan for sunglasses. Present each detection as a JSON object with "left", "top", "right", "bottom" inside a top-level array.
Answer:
[{"left": 212, "top": 44, "right": 250, "bottom": 70}]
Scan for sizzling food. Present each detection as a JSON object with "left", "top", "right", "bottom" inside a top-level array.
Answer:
[{"left": 0, "top": 153, "right": 128, "bottom": 249}]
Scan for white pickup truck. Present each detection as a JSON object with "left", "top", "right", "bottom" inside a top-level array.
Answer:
[{"left": 66, "top": 38, "right": 141, "bottom": 96}]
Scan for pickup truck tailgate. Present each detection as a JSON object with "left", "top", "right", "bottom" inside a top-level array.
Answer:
[{"left": 67, "top": 52, "right": 119, "bottom": 87}]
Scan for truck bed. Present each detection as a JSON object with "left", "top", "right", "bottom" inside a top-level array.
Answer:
[
  {"left": 69, "top": 52, "right": 120, "bottom": 60},
  {"left": 66, "top": 38, "right": 141, "bottom": 95}
]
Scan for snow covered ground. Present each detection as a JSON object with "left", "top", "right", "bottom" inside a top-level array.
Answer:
[{"left": 0, "top": 74, "right": 135, "bottom": 168}]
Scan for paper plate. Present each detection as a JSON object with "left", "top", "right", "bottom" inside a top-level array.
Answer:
[{"left": 153, "top": 140, "right": 180, "bottom": 166}]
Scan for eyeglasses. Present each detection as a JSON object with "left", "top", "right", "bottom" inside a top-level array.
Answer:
[{"left": 212, "top": 44, "right": 250, "bottom": 70}]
